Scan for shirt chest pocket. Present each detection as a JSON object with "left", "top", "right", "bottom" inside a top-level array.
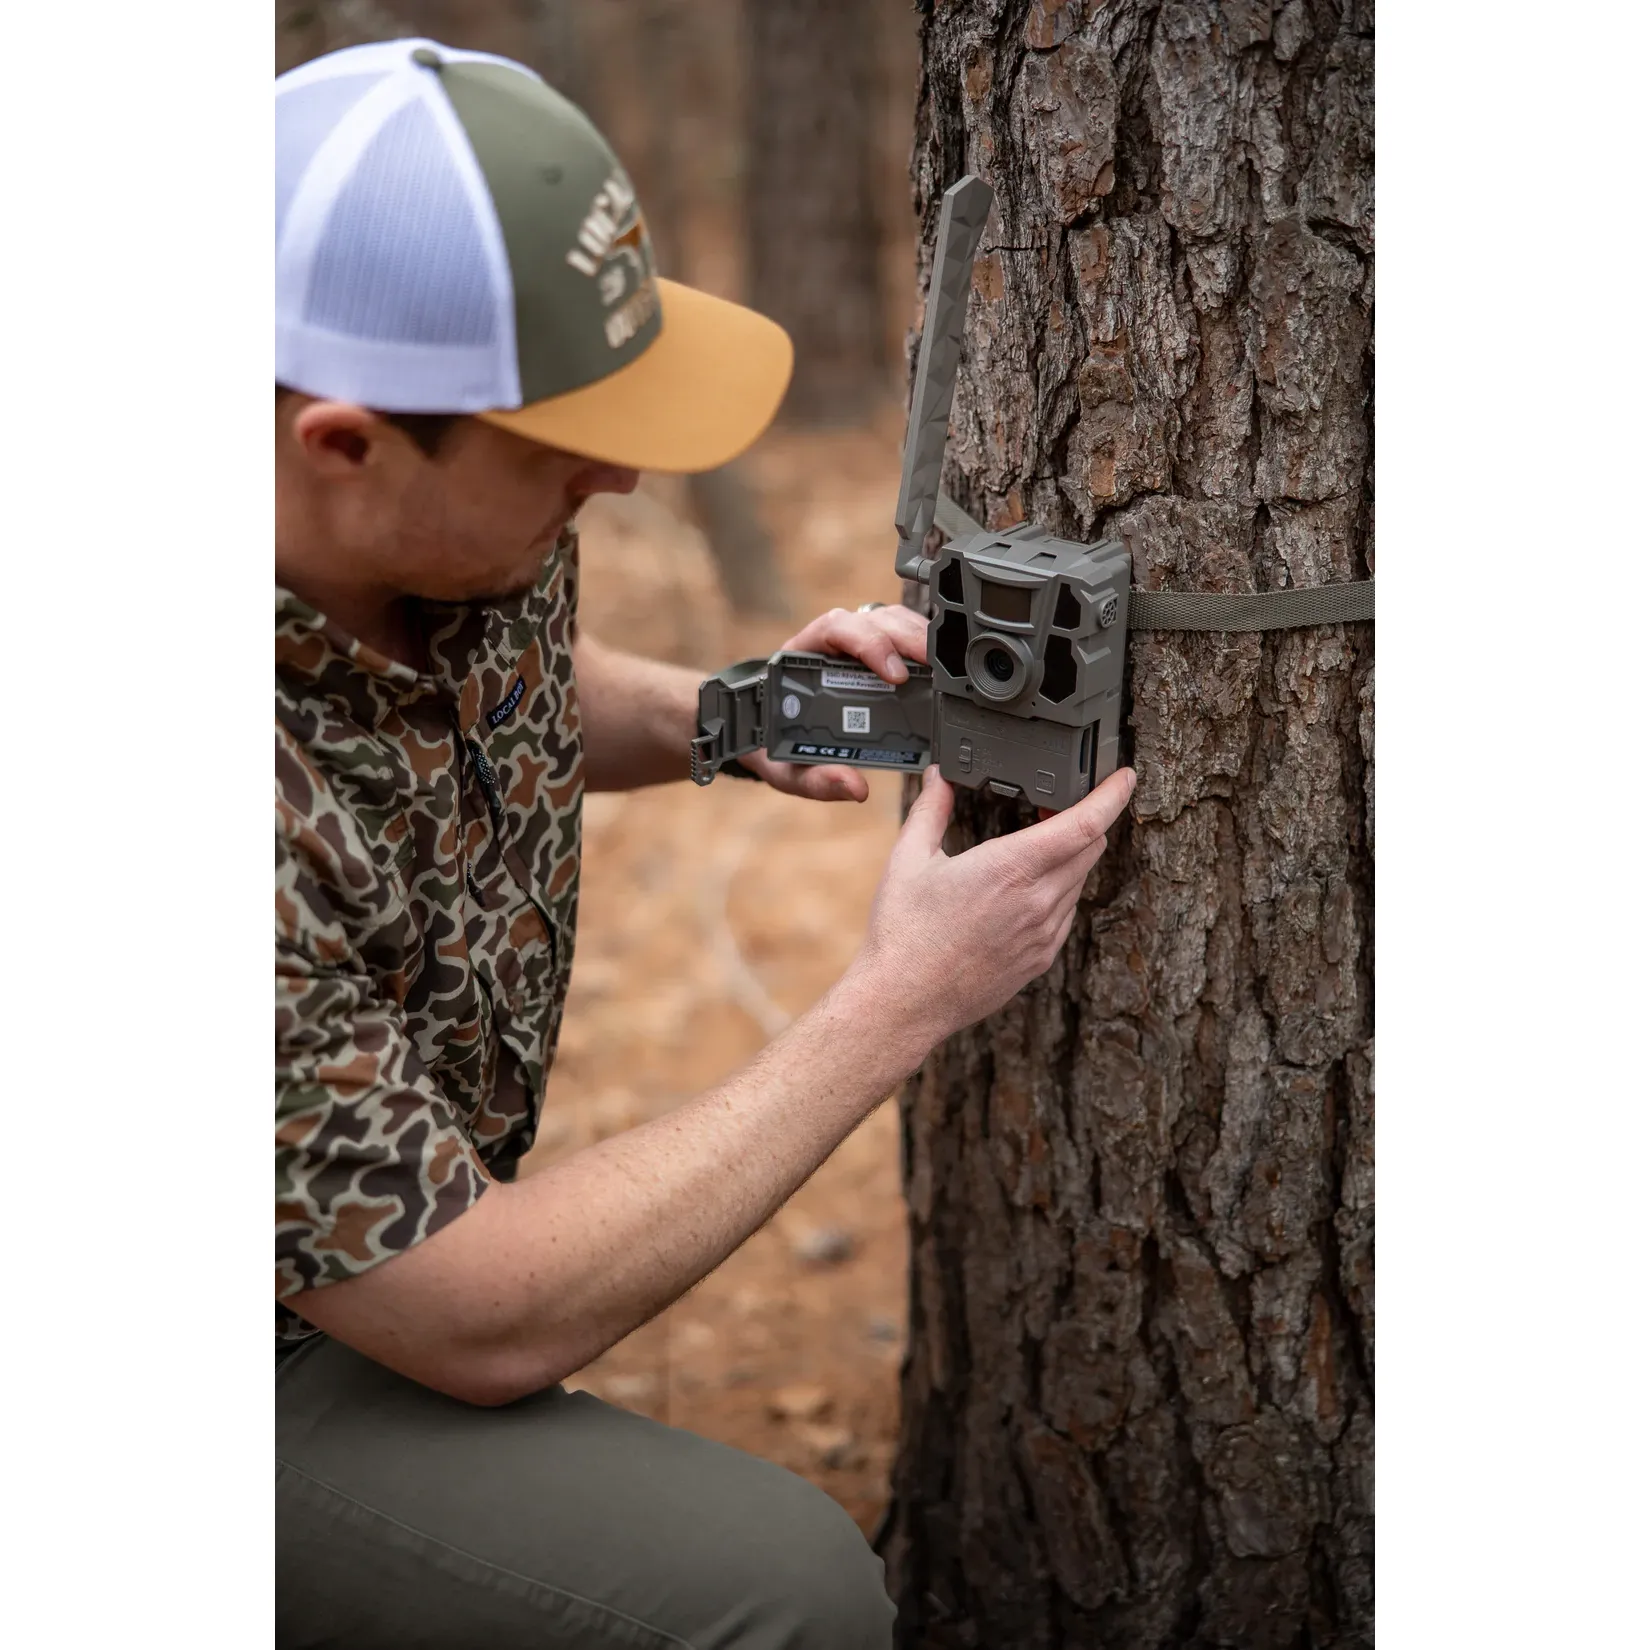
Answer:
[
  {"left": 456, "top": 574, "right": 583, "bottom": 1098},
  {"left": 460, "top": 741, "right": 566, "bottom": 1101}
]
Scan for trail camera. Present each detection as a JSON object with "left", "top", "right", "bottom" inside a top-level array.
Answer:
[{"left": 692, "top": 175, "right": 1129, "bottom": 811}]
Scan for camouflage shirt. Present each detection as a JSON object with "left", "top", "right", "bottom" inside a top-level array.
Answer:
[{"left": 275, "top": 533, "right": 583, "bottom": 1345}]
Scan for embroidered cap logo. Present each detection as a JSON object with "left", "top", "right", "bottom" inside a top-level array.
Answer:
[{"left": 565, "top": 170, "right": 660, "bottom": 350}]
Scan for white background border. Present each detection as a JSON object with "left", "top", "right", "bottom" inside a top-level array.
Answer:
[
  {"left": 3, "top": 1, "right": 269, "bottom": 1640},
  {"left": 3, "top": 2, "right": 1646, "bottom": 1643},
  {"left": 1380, "top": 3, "right": 1648, "bottom": 1641}
]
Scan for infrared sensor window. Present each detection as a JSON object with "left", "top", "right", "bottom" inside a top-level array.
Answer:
[{"left": 979, "top": 581, "right": 1034, "bottom": 624}]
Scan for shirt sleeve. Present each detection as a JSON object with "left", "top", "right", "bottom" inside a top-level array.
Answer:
[{"left": 276, "top": 834, "right": 489, "bottom": 1306}]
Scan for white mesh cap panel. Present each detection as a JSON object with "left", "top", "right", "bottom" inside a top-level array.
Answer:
[
  {"left": 275, "top": 73, "right": 380, "bottom": 246},
  {"left": 304, "top": 97, "right": 496, "bottom": 348},
  {"left": 275, "top": 39, "right": 522, "bottom": 412}
]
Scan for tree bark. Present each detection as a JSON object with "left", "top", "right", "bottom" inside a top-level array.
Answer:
[
  {"left": 745, "top": 0, "right": 890, "bottom": 425},
  {"left": 882, "top": 4, "right": 1373, "bottom": 1647}
]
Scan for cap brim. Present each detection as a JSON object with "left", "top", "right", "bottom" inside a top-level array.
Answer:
[{"left": 476, "top": 279, "right": 792, "bottom": 474}]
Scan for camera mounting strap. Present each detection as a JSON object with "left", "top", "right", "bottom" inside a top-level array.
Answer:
[
  {"left": 1126, "top": 581, "right": 1373, "bottom": 631},
  {"left": 935, "top": 491, "right": 1373, "bottom": 632}
]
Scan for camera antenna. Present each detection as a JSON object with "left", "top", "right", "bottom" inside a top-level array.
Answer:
[{"left": 893, "top": 173, "right": 994, "bottom": 583}]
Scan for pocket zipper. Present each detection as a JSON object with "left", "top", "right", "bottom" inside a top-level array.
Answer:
[{"left": 466, "top": 738, "right": 506, "bottom": 831}]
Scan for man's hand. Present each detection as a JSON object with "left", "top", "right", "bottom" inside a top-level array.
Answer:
[
  {"left": 741, "top": 604, "right": 929, "bottom": 801},
  {"left": 851, "top": 763, "right": 1138, "bottom": 1040}
]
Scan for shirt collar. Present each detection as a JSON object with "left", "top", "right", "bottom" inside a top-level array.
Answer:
[{"left": 276, "top": 532, "right": 572, "bottom": 733}]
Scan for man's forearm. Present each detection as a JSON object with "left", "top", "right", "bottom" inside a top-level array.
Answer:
[
  {"left": 293, "top": 964, "right": 939, "bottom": 1405},
  {"left": 284, "top": 760, "right": 1137, "bottom": 1405},
  {"left": 573, "top": 629, "right": 702, "bottom": 791}
]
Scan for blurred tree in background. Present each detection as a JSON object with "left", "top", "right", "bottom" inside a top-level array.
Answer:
[
  {"left": 276, "top": 1, "right": 581, "bottom": 91},
  {"left": 744, "top": 0, "right": 888, "bottom": 427},
  {"left": 630, "top": 0, "right": 787, "bottom": 615}
]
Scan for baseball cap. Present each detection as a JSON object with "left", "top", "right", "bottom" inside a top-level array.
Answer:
[{"left": 275, "top": 39, "right": 792, "bottom": 473}]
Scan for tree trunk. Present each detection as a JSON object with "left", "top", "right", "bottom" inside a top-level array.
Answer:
[
  {"left": 745, "top": 0, "right": 890, "bottom": 425},
  {"left": 882, "top": 4, "right": 1373, "bottom": 1647}
]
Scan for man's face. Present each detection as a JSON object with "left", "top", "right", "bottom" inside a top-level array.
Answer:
[
  {"left": 278, "top": 396, "right": 639, "bottom": 605},
  {"left": 379, "top": 418, "right": 639, "bottom": 603}
]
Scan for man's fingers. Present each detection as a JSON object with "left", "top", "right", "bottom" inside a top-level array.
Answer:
[
  {"left": 1012, "top": 767, "right": 1137, "bottom": 876},
  {"left": 1022, "top": 838, "right": 1104, "bottom": 930},
  {"left": 869, "top": 605, "right": 929, "bottom": 666},
  {"left": 1053, "top": 832, "right": 1107, "bottom": 902},
  {"left": 740, "top": 751, "right": 868, "bottom": 802},
  {"left": 781, "top": 607, "right": 927, "bottom": 683},
  {"left": 1051, "top": 907, "right": 1077, "bottom": 954},
  {"left": 792, "top": 764, "right": 868, "bottom": 802},
  {"left": 893, "top": 765, "right": 954, "bottom": 860}
]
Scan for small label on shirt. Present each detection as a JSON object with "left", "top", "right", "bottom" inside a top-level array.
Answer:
[{"left": 487, "top": 676, "right": 527, "bottom": 729}]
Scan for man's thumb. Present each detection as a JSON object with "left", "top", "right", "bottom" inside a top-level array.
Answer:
[{"left": 898, "top": 765, "right": 954, "bottom": 858}]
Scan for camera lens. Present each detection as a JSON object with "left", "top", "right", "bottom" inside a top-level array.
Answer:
[{"left": 966, "top": 632, "right": 1031, "bottom": 702}]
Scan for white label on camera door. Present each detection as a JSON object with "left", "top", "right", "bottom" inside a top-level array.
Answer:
[
  {"left": 821, "top": 667, "right": 894, "bottom": 693},
  {"left": 842, "top": 706, "right": 872, "bottom": 735}
]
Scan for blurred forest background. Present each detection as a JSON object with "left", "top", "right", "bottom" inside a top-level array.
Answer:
[{"left": 276, "top": 0, "right": 925, "bottom": 1530}]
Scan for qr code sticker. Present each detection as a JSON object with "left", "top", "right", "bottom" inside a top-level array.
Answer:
[{"left": 842, "top": 706, "right": 871, "bottom": 735}]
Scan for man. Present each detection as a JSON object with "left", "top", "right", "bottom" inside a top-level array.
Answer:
[{"left": 275, "top": 39, "right": 1136, "bottom": 1650}]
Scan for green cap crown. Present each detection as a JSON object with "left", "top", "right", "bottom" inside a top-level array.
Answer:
[{"left": 431, "top": 55, "right": 662, "bottom": 403}]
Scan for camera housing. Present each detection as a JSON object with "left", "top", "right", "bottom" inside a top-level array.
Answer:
[{"left": 925, "top": 524, "right": 1130, "bottom": 809}]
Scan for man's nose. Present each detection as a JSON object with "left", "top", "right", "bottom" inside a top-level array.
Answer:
[{"left": 577, "top": 464, "right": 640, "bottom": 498}]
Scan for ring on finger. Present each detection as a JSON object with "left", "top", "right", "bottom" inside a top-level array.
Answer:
[{"left": 855, "top": 602, "right": 886, "bottom": 613}]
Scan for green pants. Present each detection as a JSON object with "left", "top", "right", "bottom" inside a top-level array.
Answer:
[{"left": 276, "top": 1336, "right": 896, "bottom": 1649}]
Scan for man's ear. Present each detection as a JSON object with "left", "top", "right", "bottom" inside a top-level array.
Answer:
[{"left": 289, "top": 400, "right": 387, "bottom": 473}]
